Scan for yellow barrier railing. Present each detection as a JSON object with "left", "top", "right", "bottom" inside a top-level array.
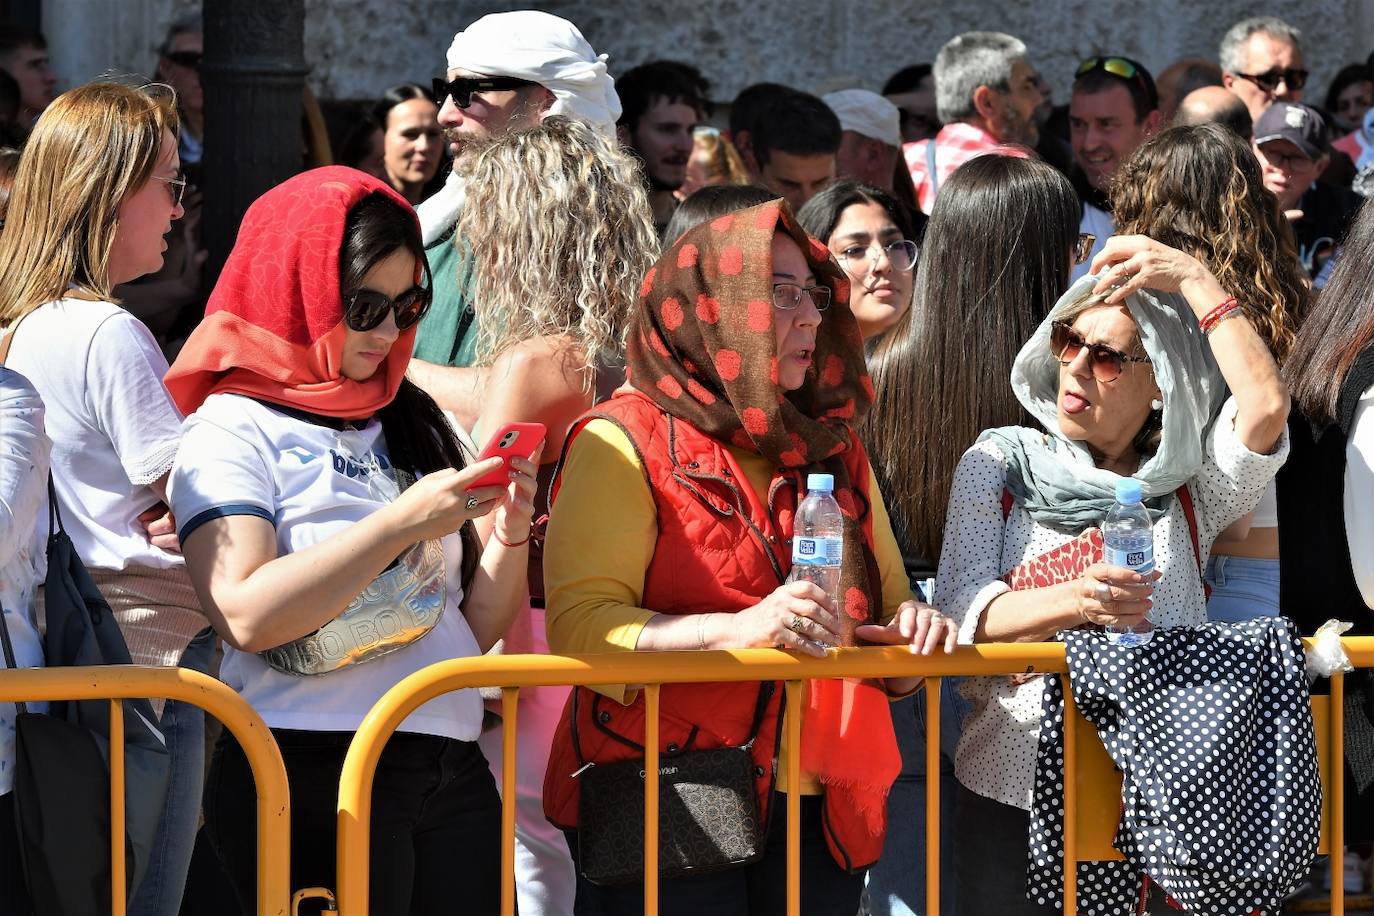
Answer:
[
  {"left": 0, "top": 665, "right": 293, "bottom": 916},
  {"left": 336, "top": 639, "right": 1372, "bottom": 916}
]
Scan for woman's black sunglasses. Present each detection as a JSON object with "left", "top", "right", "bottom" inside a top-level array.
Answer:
[
  {"left": 1050, "top": 320, "right": 1150, "bottom": 382},
  {"left": 431, "top": 76, "right": 536, "bottom": 109},
  {"left": 344, "top": 286, "right": 432, "bottom": 333}
]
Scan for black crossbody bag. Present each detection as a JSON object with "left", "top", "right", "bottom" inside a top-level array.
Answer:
[{"left": 572, "top": 681, "right": 780, "bottom": 886}]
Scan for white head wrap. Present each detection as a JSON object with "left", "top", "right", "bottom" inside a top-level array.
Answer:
[
  {"left": 823, "top": 89, "right": 902, "bottom": 148},
  {"left": 420, "top": 11, "right": 620, "bottom": 244},
  {"left": 445, "top": 11, "right": 620, "bottom": 137}
]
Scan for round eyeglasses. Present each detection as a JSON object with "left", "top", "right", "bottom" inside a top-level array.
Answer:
[
  {"left": 835, "top": 239, "right": 918, "bottom": 274},
  {"left": 1050, "top": 320, "right": 1150, "bottom": 382}
]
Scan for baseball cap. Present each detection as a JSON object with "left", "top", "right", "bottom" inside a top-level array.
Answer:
[{"left": 1254, "top": 102, "right": 1329, "bottom": 160}]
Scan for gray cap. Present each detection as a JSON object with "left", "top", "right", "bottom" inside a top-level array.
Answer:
[{"left": 1253, "top": 102, "right": 1329, "bottom": 160}]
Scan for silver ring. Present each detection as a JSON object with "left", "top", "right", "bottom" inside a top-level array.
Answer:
[
  {"left": 465, "top": 496, "right": 480, "bottom": 511},
  {"left": 789, "top": 615, "right": 806, "bottom": 633},
  {"left": 1094, "top": 581, "right": 1112, "bottom": 602}
]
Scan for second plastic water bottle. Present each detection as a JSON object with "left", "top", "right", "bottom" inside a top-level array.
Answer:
[
  {"left": 789, "top": 474, "right": 845, "bottom": 624},
  {"left": 1102, "top": 477, "right": 1154, "bottom": 647}
]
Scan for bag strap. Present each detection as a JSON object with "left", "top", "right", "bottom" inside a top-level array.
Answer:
[
  {"left": 571, "top": 678, "right": 775, "bottom": 767},
  {"left": 925, "top": 140, "right": 940, "bottom": 199},
  {"left": 0, "top": 607, "right": 28, "bottom": 716}
]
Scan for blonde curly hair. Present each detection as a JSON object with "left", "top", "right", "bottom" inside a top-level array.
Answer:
[
  {"left": 1110, "top": 123, "right": 1310, "bottom": 363},
  {"left": 455, "top": 116, "right": 659, "bottom": 379}
]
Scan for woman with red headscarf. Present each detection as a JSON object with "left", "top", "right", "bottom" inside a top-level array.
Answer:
[
  {"left": 165, "top": 167, "right": 536, "bottom": 914},
  {"left": 541, "top": 199, "right": 956, "bottom": 913}
]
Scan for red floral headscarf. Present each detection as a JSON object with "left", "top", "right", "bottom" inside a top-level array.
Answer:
[
  {"left": 165, "top": 167, "right": 419, "bottom": 418},
  {"left": 627, "top": 199, "right": 882, "bottom": 626},
  {"left": 627, "top": 199, "right": 899, "bottom": 836}
]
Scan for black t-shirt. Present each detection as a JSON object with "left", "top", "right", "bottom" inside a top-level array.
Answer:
[{"left": 1293, "top": 181, "right": 1362, "bottom": 281}]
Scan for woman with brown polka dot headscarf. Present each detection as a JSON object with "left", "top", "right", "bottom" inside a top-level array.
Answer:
[{"left": 540, "top": 198, "right": 955, "bottom": 913}]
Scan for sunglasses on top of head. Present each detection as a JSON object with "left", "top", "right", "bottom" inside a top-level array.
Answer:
[
  {"left": 343, "top": 286, "right": 432, "bottom": 333},
  {"left": 431, "top": 75, "right": 536, "bottom": 109},
  {"left": 1050, "top": 320, "right": 1151, "bottom": 382}
]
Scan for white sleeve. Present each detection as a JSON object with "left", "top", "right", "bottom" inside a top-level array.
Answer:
[
  {"left": 0, "top": 371, "right": 50, "bottom": 566},
  {"left": 1192, "top": 395, "right": 1290, "bottom": 543},
  {"left": 83, "top": 310, "right": 184, "bottom": 486},
  {"left": 168, "top": 416, "right": 277, "bottom": 546},
  {"left": 932, "top": 439, "right": 1012, "bottom": 645},
  {"left": 1345, "top": 391, "right": 1374, "bottom": 609}
]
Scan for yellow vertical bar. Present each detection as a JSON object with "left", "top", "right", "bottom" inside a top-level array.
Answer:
[
  {"left": 1062, "top": 685, "right": 1077, "bottom": 916},
  {"left": 1333, "top": 673, "right": 1346, "bottom": 916},
  {"left": 110, "top": 699, "right": 126, "bottom": 916},
  {"left": 645, "top": 684, "right": 661, "bottom": 916},
  {"left": 785, "top": 679, "right": 803, "bottom": 916},
  {"left": 501, "top": 688, "right": 521, "bottom": 916},
  {"left": 924, "top": 678, "right": 941, "bottom": 916}
]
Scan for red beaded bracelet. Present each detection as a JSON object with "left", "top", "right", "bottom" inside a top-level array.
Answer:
[
  {"left": 1198, "top": 296, "right": 1243, "bottom": 334},
  {"left": 493, "top": 528, "right": 531, "bottom": 548}
]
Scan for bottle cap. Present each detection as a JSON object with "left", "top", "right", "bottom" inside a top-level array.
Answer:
[
  {"left": 1115, "top": 477, "right": 1143, "bottom": 504},
  {"left": 806, "top": 473, "right": 835, "bottom": 492}
]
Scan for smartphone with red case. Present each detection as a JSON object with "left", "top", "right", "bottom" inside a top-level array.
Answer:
[{"left": 465, "top": 422, "right": 546, "bottom": 491}]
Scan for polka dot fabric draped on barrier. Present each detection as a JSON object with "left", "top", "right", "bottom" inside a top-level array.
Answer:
[{"left": 1027, "top": 618, "right": 1321, "bottom": 915}]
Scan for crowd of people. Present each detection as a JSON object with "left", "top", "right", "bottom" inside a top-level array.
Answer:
[{"left": 0, "top": 7, "right": 1372, "bottom": 916}]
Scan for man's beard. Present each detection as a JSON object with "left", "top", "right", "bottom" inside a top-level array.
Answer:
[{"left": 999, "top": 107, "right": 1039, "bottom": 147}]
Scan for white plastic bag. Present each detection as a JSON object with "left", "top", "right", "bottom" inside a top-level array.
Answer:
[{"left": 1305, "top": 618, "right": 1354, "bottom": 678}]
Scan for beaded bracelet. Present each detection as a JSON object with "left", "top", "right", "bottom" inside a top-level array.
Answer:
[
  {"left": 1198, "top": 296, "right": 1243, "bottom": 334},
  {"left": 493, "top": 527, "right": 531, "bottom": 548}
]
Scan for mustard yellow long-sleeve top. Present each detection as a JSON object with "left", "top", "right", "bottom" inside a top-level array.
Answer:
[{"left": 543, "top": 418, "right": 915, "bottom": 793}]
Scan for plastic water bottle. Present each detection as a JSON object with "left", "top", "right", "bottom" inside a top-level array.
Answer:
[
  {"left": 789, "top": 474, "right": 845, "bottom": 644},
  {"left": 1102, "top": 477, "right": 1155, "bottom": 647}
]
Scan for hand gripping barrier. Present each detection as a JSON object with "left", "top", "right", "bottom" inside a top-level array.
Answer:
[
  {"left": 334, "top": 640, "right": 1374, "bottom": 916},
  {"left": 0, "top": 665, "right": 292, "bottom": 916}
]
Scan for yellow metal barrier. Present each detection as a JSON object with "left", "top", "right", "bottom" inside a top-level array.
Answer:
[
  {"left": 0, "top": 665, "right": 293, "bottom": 916},
  {"left": 336, "top": 639, "right": 1374, "bottom": 916}
]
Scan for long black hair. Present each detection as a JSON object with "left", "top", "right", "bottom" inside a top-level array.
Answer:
[
  {"left": 340, "top": 191, "right": 480, "bottom": 589},
  {"left": 861, "top": 155, "right": 1078, "bottom": 569}
]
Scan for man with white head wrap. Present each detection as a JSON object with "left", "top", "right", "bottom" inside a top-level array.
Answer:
[
  {"left": 407, "top": 10, "right": 620, "bottom": 434},
  {"left": 405, "top": 14, "right": 617, "bottom": 916},
  {"left": 824, "top": 88, "right": 904, "bottom": 192}
]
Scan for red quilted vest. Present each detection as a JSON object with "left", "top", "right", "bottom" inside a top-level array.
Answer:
[{"left": 542, "top": 388, "right": 887, "bottom": 872}]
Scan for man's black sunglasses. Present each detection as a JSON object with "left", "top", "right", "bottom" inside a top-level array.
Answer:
[
  {"left": 344, "top": 286, "right": 432, "bottom": 333},
  {"left": 164, "top": 50, "right": 201, "bottom": 70},
  {"left": 1233, "top": 67, "right": 1309, "bottom": 93},
  {"left": 431, "top": 76, "right": 535, "bottom": 109}
]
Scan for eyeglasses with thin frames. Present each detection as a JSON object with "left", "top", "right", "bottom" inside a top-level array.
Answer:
[
  {"left": 772, "top": 283, "right": 832, "bottom": 311},
  {"left": 1050, "top": 320, "right": 1151, "bottom": 382},
  {"left": 1257, "top": 145, "right": 1317, "bottom": 174},
  {"left": 836, "top": 239, "right": 918, "bottom": 274},
  {"left": 153, "top": 174, "right": 187, "bottom": 209}
]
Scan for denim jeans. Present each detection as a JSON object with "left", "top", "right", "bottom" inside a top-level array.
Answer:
[
  {"left": 865, "top": 681, "right": 966, "bottom": 916},
  {"left": 128, "top": 698, "right": 205, "bottom": 916},
  {"left": 1204, "top": 555, "right": 1281, "bottom": 624},
  {"left": 130, "top": 628, "right": 214, "bottom": 916}
]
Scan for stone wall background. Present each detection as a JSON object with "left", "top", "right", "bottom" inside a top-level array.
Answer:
[{"left": 45, "top": 0, "right": 1374, "bottom": 110}]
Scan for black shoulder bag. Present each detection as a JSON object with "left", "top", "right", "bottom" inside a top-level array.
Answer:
[{"left": 573, "top": 680, "right": 779, "bottom": 886}]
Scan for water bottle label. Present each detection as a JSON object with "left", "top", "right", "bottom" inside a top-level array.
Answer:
[
  {"left": 1104, "top": 545, "right": 1154, "bottom": 574},
  {"left": 792, "top": 536, "right": 842, "bottom": 565}
]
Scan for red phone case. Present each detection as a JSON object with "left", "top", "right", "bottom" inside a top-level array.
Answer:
[{"left": 466, "top": 422, "right": 546, "bottom": 490}]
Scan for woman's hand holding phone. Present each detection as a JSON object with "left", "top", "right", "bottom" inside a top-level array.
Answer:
[{"left": 385, "top": 460, "right": 510, "bottom": 541}]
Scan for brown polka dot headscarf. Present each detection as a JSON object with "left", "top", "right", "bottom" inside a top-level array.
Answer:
[{"left": 626, "top": 199, "right": 883, "bottom": 628}]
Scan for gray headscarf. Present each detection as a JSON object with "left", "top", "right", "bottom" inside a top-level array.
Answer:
[{"left": 978, "top": 273, "right": 1227, "bottom": 534}]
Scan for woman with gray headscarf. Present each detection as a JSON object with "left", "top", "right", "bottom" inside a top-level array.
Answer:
[{"left": 935, "top": 234, "right": 1290, "bottom": 915}]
